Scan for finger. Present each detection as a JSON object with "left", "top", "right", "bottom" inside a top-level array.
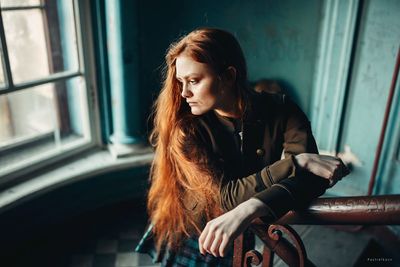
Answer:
[
  {"left": 199, "top": 224, "right": 210, "bottom": 255},
  {"left": 203, "top": 227, "right": 216, "bottom": 254},
  {"left": 331, "top": 163, "right": 342, "bottom": 179},
  {"left": 326, "top": 156, "right": 348, "bottom": 171},
  {"left": 328, "top": 168, "right": 340, "bottom": 187},
  {"left": 318, "top": 155, "right": 344, "bottom": 169},
  {"left": 331, "top": 159, "right": 350, "bottom": 180},
  {"left": 319, "top": 155, "right": 340, "bottom": 162},
  {"left": 219, "top": 233, "right": 231, "bottom": 257},
  {"left": 310, "top": 160, "right": 335, "bottom": 179},
  {"left": 329, "top": 165, "right": 345, "bottom": 187},
  {"left": 209, "top": 232, "right": 222, "bottom": 257}
]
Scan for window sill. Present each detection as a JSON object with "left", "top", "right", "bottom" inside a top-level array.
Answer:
[{"left": 0, "top": 147, "right": 154, "bottom": 213}]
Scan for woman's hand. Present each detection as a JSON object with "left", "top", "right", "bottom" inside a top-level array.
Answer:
[
  {"left": 198, "top": 198, "right": 267, "bottom": 257},
  {"left": 295, "top": 153, "right": 350, "bottom": 187}
]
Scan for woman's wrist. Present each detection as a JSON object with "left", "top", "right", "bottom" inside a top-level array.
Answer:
[{"left": 235, "top": 198, "right": 269, "bottom": 222}]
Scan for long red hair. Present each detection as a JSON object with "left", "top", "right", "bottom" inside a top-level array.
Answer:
[{"left": 147, "top": 28, "right": 249, "bottom": 250}]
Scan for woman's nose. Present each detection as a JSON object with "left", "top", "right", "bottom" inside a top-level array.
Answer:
[{"left": 181, "top": 84, "right": 192, "bottom": 98}]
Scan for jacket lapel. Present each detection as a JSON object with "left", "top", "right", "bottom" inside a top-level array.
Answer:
[{"left": 241, "top": 94, "right": 270, "bottom": 174}]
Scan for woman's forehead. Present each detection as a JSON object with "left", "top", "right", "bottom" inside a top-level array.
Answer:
[{"left": 175, "top": 55, "right": 213, "bottom": 79}]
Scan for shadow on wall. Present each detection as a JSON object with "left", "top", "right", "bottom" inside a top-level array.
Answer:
[{"left": 251, "top": 79, "right": 301, "bottom": 105}]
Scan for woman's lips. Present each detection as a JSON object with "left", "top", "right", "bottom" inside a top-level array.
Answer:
[{"left": 188, "top": 102, "right": 198, "bottom": 106}]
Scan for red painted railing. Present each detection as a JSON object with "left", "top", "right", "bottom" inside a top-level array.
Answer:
[{"left": 233, "top": 195, "right": 400, "bottom": 267}]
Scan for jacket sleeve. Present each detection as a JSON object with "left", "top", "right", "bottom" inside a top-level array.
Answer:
[{"left": 219, "top": 98, "right": 329, "bottom": 220}]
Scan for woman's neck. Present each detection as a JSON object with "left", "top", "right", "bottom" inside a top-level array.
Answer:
[
  {"left": 214, "top": 98, "right": 241, "bottom": 118},
  {"left": 214, "top": 108, "right": 240, "bottom": 119},
  {"left": 214, "top": 89, "right": 242, "bottom": 118}
]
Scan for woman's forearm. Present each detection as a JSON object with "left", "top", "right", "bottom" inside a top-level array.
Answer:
[{"left": 235, "top": 197, "right": 271, "bottom": 221}]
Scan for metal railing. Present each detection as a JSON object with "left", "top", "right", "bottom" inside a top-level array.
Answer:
[{"left": 233, "top": 195, "right": 400, "bottom": 267}]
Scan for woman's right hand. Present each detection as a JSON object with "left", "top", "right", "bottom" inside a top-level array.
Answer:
[{"left": 294, "top": 153, "right": 350, "bottom": 187}]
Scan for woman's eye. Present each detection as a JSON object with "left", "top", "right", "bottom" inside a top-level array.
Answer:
[{"left": 189, "top": 80, "right": 197, "bottom": 85}]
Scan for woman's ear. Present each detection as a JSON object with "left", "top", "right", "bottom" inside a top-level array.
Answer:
[{"left": 222, "top": 66, "right": 237, "bottom": 85}]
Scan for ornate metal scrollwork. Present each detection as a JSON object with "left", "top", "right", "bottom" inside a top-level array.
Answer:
[
  {"left": 234, "top": 224, "right": 307, "bottom": 267},
  {"left": 244, "top": 249, "right": 263, "bottom": 266},
  {"left": 267, "top": 224, "right": 307, "bottom": 267}
]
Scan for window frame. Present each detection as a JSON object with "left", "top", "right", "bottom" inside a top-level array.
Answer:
[{"left": 0, "top": 0, "right": 102, "bottom": 188}]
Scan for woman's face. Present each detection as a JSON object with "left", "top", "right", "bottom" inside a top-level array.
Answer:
[{"left": 175, "top": 55, "right": 225, "bottom": 116}]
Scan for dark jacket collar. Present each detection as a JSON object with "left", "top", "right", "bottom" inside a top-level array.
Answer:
[{"left": 243, "top": 91, "right": 286, "bottom": 123}]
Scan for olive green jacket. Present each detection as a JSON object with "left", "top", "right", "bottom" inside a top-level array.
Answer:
[{"left": 197, "top": 92, "right": 328, "bottom": 221}]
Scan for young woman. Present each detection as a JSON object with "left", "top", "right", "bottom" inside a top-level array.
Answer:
[{"left": 143, "top": 28, "right": 349, "bottom": 266}]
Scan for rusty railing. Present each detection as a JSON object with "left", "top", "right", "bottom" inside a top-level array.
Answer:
[{"left": 233, "top": 195, "right": 400, "bottom": 267}]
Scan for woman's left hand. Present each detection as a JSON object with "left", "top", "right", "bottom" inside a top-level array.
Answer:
[{"left": 198, "top": 198, "right": 267, "bottom": 257}]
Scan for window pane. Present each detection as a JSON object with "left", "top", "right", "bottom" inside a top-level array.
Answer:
[
  {"left": 0, "top": 0, "right": 40, "bottom": 8},
  {"left": 0, "top": 76, "right": 90, "bottom": 174},
  {"left": 2, "top": 1, "right": 79, "bottom": 84}
]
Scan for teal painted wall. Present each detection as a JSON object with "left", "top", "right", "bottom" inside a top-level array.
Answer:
[
  {"left": 138, "top": 0, "right": 322, "bottom": 120},
  {"left": 132, "top": 0, "right": 400, "bottom": 197},
  {"left": 316, "top": 0, "right": 400, "bottom": 196},
  {"left": 16, "top": 0, "right": 395, "bottom": 216}
]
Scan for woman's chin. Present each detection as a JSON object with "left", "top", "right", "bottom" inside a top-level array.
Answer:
[{"left": 190, "top": 107, "right": 206, "bottom": 115}]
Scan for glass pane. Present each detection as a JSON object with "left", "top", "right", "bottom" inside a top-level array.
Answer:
[
  {"left": 0, "top": 76, "right": 89, "bottom": 173},
  {"left": 2, "top": 1, "right": 79, "bottom": 84},
  {"left": 0, "top": 0, "right": 40, "bottom": 8}
]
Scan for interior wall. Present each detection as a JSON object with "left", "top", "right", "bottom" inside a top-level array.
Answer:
[
  {"left": 135, "top": 0, "right": 400, "bottom": 197},
  {"left": 137, "top": 0, "right": 322, "bottom": 120},
  {"left": 327, "top": 0, "right": 400, "bottom": 196}
]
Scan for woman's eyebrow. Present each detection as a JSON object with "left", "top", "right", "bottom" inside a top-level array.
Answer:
[{"left": 176, "top": 73, "right": 201, "bottom": 80}]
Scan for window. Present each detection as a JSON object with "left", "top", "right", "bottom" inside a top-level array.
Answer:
[{"left": 0, "top": 0, "right": 97, "bottom": 184}]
